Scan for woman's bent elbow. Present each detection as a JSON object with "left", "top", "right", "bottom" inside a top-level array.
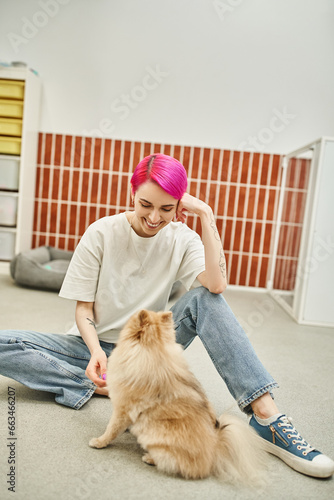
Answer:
[{"left": 208, "top": 283, "right": 226, "bottom": 294}]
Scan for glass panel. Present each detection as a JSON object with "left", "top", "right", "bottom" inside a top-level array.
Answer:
[{"left": 272, "top": 146, "right": 314, "bottom": 311}]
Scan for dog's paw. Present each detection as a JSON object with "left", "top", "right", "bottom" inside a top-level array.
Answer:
[
  {"left": 89, "top": 437, "right": 107, "bottom": 449},
  {"left": 142, "top": 453, "right": 155, "bottom": 466}
]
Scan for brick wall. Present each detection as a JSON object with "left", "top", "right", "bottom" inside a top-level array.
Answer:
[{"left": 32, "top": 133, "right": 310, "bottom": 288}]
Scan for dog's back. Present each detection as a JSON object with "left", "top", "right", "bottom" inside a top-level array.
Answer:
[{"left": 130, "top": 372, "right": 219, "bottom": 479}]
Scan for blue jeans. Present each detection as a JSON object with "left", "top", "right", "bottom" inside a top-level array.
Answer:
[
  {"left": 171, "top": 288, "right": 278, "bottom": 413},
  {"left": 0, "top": 287, "right": 278, "bottom": 411}
]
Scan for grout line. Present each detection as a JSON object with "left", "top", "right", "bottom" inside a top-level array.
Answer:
[
  {"left": 245, "top": 153, "right": 263, "bottom": 286},
  {"left": 95, "top": 139, "right": 105, "bottom": 221},
  {"left": 255, "top": 154, "right": 274, "bottom": 287},
  {"left": 35, "top": 132, "right": 46, "bottom": 247},
  {"left": 64, "top": 136, "right": 74, "bottom": 250},
  {"left": 115, "top": 140, "right": 125, "bottom": 215}
]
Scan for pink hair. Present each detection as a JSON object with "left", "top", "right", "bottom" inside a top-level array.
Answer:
[{"left": 130, "top": 154, "right": 188, "bottom": 200}]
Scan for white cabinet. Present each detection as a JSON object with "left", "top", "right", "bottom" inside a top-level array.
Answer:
[
  {"left": 269, "top": 137, "right": 334, "bottom": 327},
  {"left": 0, "top": 68, "right": 41, "bottom": 262}
]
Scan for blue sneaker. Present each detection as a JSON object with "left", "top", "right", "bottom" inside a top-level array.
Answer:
[{"left": 250, "top": 414, "right": 334, "bottom": 478}]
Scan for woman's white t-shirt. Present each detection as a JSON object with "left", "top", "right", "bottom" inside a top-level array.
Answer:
[{"left": 59, "top": 213, "right": 205, "bottom": 343}]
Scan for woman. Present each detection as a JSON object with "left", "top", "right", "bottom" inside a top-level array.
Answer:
[{"left": 1, "top": 154, "right": 333, "bottom": 478}]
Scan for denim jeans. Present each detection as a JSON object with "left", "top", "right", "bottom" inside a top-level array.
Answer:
[
  {"left": 0, "top": 330, "right": 115, "bottom": 409},
  {"left": 170, "top": 287, "right": 278, "bottom": 413},
  {"left": 0, "top": 287, "right": 278, "bottom": 411}
]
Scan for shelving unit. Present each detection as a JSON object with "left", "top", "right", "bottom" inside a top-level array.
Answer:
[{"left": 0, "top": 67, "right": 41, "bottom": 266}]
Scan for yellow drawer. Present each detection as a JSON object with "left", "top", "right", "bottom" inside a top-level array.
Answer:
[
  {"left": 0, "top": 136, "right": 21, "bottom": 155},
  {"left": 0, "top": 79, "right": 25, "bottom": 100},
  {"left": 0, "top": 99, "right": 24, "bottom": 118},
  {"left": 0, "top": 118, "right": 22, "bottom": 137}
]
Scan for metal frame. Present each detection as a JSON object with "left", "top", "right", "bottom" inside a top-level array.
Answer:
[{"left": 267, "top": 137, "right": 334, "bottom": 326}]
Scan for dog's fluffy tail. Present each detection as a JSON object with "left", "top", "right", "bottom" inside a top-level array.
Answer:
[{"left": 214, "top": 413, "right": 267, "bottom": 487}]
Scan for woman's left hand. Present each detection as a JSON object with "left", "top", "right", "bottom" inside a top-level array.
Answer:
[{"left": 176, "top": 193, "right": 210, "bottom": 222}]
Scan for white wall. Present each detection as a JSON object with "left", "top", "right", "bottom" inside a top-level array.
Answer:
[{"left": 1, "top": 0, "right": 334, "bottom": 154}]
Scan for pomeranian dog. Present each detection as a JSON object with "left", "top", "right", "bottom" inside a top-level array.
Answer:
[{"left": 89, "top": 310, "right": 266, "bottom": 484}]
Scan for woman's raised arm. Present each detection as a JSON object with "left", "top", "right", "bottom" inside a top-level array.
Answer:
[{"left": 176, "top": 193, "right": 227, "bottom": 294}]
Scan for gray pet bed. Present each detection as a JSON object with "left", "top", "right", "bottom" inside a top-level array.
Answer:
[{"left": 10, "top": 246, "right": 73, "bottom": 292}]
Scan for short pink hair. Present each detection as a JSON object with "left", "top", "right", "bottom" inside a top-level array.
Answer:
[{"left": 130, "top": 154, "right": 188, "bottom": 200}]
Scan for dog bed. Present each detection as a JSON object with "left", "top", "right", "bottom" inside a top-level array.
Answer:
[{"left": 10, "top": 246, "right": 73, "bottom": 291}]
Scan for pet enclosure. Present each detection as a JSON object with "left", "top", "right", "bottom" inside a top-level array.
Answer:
[{"left": 268, "top": 137, "right": 334, "bottom": 327}]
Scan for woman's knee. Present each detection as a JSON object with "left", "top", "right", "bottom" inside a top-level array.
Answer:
[
  {"left": 187, "top": 286, "right": 224, "bottom": 305},
  {"left": 0, "top": 330, "right": 46, "bottom": 346},
  {"left": 0, "top": 330, "right": 22, "bottom": 343},
  {"left": 171, "top": 286, "right": 226, "bottom": 325}
]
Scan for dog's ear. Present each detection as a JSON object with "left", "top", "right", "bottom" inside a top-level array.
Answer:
[
  {"left": 160, "top": 311, "right": 173, "bottom": 324},
  {"left": 138, "top": 309, "right": 149, "bottom": 326}
]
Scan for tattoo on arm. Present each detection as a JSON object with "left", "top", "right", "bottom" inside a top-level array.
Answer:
[
  {"left": 86, "top": 317, "right": 96, "bottom": 329},
  {"left": 210, "top": 213, "right": 227, "bottom": 278},
  {"left": 209, "top": 213, "right": 221, "bottom": 242},
  {"left": 219, "top": 249, "right": 227, "bottom": 279}
]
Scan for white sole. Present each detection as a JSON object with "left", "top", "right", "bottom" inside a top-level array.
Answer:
[{"left": 262, "top": 439, "right": 334, "bottom": 478}]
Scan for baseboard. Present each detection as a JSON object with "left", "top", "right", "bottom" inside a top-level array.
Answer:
[
  {"left": 0, "top": 262, "right": 10, "bottom": 275},
  {"left": 226, "top": 284, "right": 268, "bottom": 293}
]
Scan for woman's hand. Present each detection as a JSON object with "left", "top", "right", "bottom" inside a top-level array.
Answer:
[
  {"left": 176, "top": 193, "right": 210, "bottom": 222},
  {"left": 75, "top": 301, "right": 108, "bottom": 388},
  {"left": 85, "top": 348, "right": 108, "bottom": 387}
]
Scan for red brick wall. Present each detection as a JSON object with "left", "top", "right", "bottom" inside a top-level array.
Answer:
[
  {"left": 273, "top": 156, "right": 311, "bottom": 290},
  {"left": 32, "top": 133, "right": 309, "bottom": 288}
]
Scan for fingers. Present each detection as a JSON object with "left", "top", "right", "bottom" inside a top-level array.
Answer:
[
  {"left": 178, "top": 193, "right": 198, "bottom": 216},
  {"left": 176, "top": 208, "right": 187, "bottom": 223},
  {"left": 97, "top": 359, "right": 108, "bottom": 384},
  {"left": 86, "top": 366, "right": 106, "bottom": 387},
  {"left": 178, "top": 193, "right": 210, "bottom": 218},
  {"left": 176, "top": 196, "right": 189, "bottom": 222},
  {"left": 85, "top": 352, "right": 108, "bottom": 387}
]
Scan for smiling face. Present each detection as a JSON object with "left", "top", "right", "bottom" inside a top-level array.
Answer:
[{"left": 131, "top": 181, "right": 179, "bottom": 237}]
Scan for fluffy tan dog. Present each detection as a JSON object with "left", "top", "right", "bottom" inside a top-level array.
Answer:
[{"left": 89, "top": 310, "right": 266, "bottom": 484}]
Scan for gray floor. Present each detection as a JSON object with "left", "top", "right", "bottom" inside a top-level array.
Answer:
[{"left": 0, "top": 272, "right": 333, "bottom": 500}]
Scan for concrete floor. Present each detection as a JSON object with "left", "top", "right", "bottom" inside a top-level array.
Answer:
[{"left": 0, "top": 272, "right": 333, "bottom": 500}]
